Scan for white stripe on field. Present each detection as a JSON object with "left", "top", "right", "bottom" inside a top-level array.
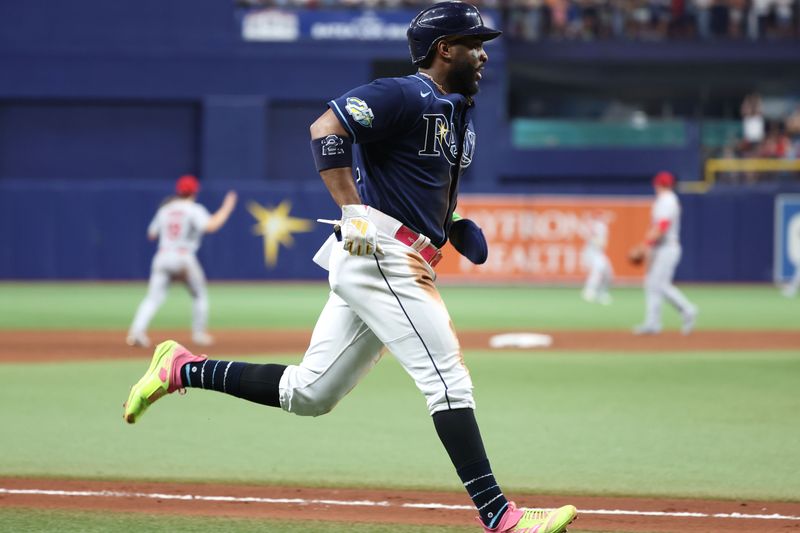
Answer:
[{"left": 1, "top": 488, "right": 798, "bottom": 522}]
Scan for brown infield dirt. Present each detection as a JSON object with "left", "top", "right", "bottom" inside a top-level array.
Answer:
[
  {"left": 1, "top": 328, "right": 799, "bottom": 532},
  {"left": 1, "top": 328, "right": 799, "bottom": 363}
]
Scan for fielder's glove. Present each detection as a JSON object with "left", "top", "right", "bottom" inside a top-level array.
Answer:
[
  {"left": 448, "top": 213, "right": 488, "bottom": 265},
  {"left": 627, "top": 244, "right": 648, "bottom": 266},
  {"left": 341, "top": 204, "right": 378, "bottom": 256}
]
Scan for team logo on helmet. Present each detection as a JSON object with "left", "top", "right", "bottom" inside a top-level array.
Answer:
[{"left": 345, "top": 97, "right": 374, "bottom": 128}]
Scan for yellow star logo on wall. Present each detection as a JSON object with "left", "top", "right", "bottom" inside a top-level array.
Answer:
[{"left": 247, "top": 200, "right": 314, "bottom": 267}]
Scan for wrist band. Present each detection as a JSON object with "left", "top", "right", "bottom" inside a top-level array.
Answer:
[{"left": 311, "top": 134, "right": 353, "bottom": 172}]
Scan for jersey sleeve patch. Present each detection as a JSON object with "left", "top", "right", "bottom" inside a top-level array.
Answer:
[{"left": 344, "top": 97, "right": 374, "bottom": 128}]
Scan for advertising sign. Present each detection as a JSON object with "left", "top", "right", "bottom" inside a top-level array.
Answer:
[
  {"left": 240, "top": 8, "right": 500, "bottom": 42},
  {"left": 437, "top": 195, "right": 652, "bottom": 283}
]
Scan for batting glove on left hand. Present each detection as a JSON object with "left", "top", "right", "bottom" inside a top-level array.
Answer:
[
  {"left": 341, "top": 204, "right": 378, "bottom": 256},
  {"left": 448, "top": 216, "right": 488, "bottom": 265}
]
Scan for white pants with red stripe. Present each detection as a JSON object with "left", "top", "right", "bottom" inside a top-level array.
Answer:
[
  {"left": 643, "top": 243, "right": 695, "bottom": 328},
  {"left": 279, "top": 231, "right": 474, "bottom": 417}
]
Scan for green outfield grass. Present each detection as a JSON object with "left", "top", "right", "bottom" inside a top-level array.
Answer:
[
  {"left": 1, "top": 282, "right": 798, "bottom": 532},
  {"left": 1, "top": 351, "right": 798, "bottom": 501},
  {"left": 0, "top": 508, "right": 481, "bottom": 533},
  {"left": 3, "top": 507, "right": 627, "bottom": 533},
  {"left": 0, "top": 508, "right": 612, "bottom": 533},
  {"left": 0, "top": 282, "right": 797, "bottom": 331}
]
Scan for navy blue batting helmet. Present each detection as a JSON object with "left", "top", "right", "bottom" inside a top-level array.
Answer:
[{"left": 407, "top": 1, "right": 501, "bottom": 66}]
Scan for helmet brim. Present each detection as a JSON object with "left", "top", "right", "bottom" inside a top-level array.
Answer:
[
  {"left": 450, "top": 26, "right": 502, "bottom": 42},
  {"left": 412, "top": 27, "right": 502, "bottom": 65}
]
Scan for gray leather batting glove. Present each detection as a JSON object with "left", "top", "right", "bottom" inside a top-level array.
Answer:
[{"left": 341, "top": 204, "right": 378, "bottom": 256}]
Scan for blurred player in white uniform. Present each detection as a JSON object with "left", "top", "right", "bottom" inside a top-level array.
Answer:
[
  {"left": 782, "top": 213, "right": 800, "bottom": 297},
  {"left": 126, "top": 175, "right": 237, "bottom": 348},
  {"left": 783, "top": 268, "right": 800, "bottom": 297},
  {"left": 633, "top": 171, "right": 698, "bottom": 335},
  {"left": 581, "top": 214, "right": 613, "bottom": 305}
]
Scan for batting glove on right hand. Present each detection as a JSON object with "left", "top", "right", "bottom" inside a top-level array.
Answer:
[{"left": 341, "top": 204, "right": 378, "bottom": 256}]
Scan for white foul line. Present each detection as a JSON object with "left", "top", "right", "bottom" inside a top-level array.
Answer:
[{"left": 1, "top": 488, "right": 799, "bottom": 522}]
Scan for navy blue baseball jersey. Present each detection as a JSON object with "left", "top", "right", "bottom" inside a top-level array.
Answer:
[{"left": 329, "top": 74, "right": 476, "bottom": 248}]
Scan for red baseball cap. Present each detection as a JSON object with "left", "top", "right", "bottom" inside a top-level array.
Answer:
[
  {"left": 652, "top": 171, "right": 675, "bottom": 188},
  {"left": 175, "top": 174, "right": 200, "bottom": 196}
]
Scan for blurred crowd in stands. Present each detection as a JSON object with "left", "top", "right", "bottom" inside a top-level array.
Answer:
[
  {"left": 238, "top": 0, "right": 799, "bottom": 41},
  {"left": 716, "top": 93, "right": 800, "bottom": 184},
  {"left": 735, "top": 93, "right": 800, "bottom": 159},
  {"left": 236, "top": 0, "right": 800, "bottom": 183},
  {"left": 504, "top": 0, "right": 798, "bottom": 41}
]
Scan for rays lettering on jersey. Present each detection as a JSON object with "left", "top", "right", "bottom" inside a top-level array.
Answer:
[{"left": 418, "top": 113, "right": 475, "bottom": 168}]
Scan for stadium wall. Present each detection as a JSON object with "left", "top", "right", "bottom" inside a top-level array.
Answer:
[
  {"left": 0, "top": 180, "right": 777, "bottom": 281},
  {"left": 0, "top": 0, "right": 791, "bottom": 281},
  {"left": 0, "top": 0, "right": 749, "bottom": 186}
]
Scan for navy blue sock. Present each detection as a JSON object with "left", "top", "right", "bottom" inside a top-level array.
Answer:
[
  {"left": 182, "top": 359, "right": 245, "bottom": 395},
  {"left": 459, "top": 458, "right": 508, "bottom": 529},
  {"left": 180, "top": 360, "right": 285, "bottom": 408},
  {"left": 433, "top": 409, "right": 510, "bottom": 528}
]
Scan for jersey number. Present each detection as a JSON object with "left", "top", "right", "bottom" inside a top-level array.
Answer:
[{"left": 167, "top": 222, "right": 182, "bottom": 239}]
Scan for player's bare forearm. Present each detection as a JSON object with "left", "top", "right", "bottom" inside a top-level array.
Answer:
[
  {"left": 644, "top": 219, "right": 669, "bottom": 246},
  {"left": 310, "top": 109, "right": 361, "bottom": 208},
  {"left": 206, "top": 191, "right": 238, "bottom": 233},
  {"left": 643, "top": 226, "right": 660, "bottom": 246},
  {"left": 321, "top": 168, "right": 361, "bottom": 207}
]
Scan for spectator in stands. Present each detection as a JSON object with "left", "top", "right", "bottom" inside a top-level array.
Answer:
[
  {"left": 708, "top": 0, "right": 730, "bottom": 37},
  {"left": 747, "top": 0, "right": 772, "bottom": 39},
  {"left": 785, "top": 104, "right": 800, "bottom": 158},
  {"left": 609, "top": 0, "right": 628, "bottom": 37},
  {"left": 650, "top": 0, "right": 673, "bottom": 39},
  {"left": 727, "top": 0, "right": 746, "bottom": 37},
  {"left": 773, "top": 0, "right": 794, "bottom": 38},
  {"left": 758, "top": 120, "right": 792, "bottom": 158},
  {"left": 507, "top": 0, "right": 546, "bottom": 40},
  {"left": 739, "top": 92, "right": 765, "bottom": 156},
  {"left": 690, "top": 0, "right": 713, "bottom": 38},
  {"left": 547, "top": 0, "right": 571, "bottom": 37}
]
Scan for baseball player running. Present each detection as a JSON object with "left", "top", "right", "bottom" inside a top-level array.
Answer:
[
  {"left": 632, "top": 171, "right": 698, "bottom": 335},
  {"left": 123, "top": 4, "right": 576, "bottom": 532},
  {"left": 126, "top": 175, "right": 237, "bottom": 348},
  {"left": 581, "top": 214, "right": 613, "bottom": 305}
]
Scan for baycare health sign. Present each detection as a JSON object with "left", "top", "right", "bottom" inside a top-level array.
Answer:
[
  {"left": 437, "top": 195, "right": 652, "bottom": 283},
  {"left": 240, "top": 8, "right": 500, "bottom": 42}
]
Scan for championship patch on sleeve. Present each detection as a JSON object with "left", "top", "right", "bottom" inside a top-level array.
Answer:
[{"left": 344, "top": 97, "right": 374, "bottom": 128}]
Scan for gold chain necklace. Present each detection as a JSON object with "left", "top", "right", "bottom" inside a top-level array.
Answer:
[{"left": 417, "top": 71, "right": 446, "bottom": 94}]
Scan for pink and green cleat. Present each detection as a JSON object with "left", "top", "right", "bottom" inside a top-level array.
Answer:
[
  {"left": 123, "top": 340, "right": 206, "bottom": 424},
  {"left": 481, "top": 502, "right": 577, "bottom": 533}
]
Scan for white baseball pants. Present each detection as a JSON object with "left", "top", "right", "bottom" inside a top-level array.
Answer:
[
  {"left": 129, "top": 251, "right": 209, "bottom": 337},
  {"left": 279, "top": 224, "right": 475, "bottom": 417},
  {"left": 643, "top": 243, "right": 694, "bottom": 328},
  {"left": 581, "top": 249, "right": 613, "bottom": 300}
]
